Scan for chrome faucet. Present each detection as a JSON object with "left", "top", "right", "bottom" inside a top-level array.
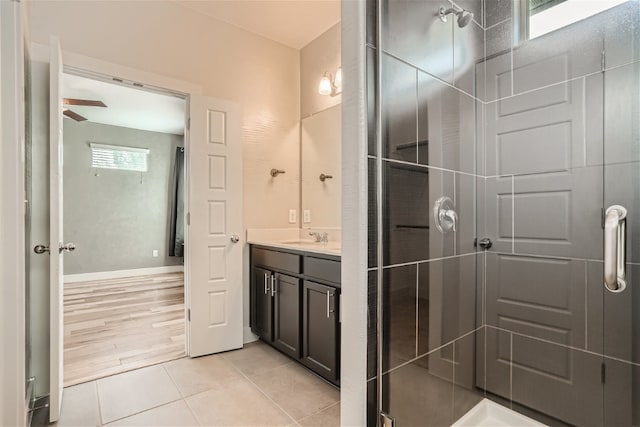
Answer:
[{"left": 309, "top": 231, "right": 329, "bottom": 243}]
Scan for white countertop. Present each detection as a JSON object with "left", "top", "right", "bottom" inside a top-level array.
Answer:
[{"left": 248, "top": 239, "right": 341, "bottom": 257}]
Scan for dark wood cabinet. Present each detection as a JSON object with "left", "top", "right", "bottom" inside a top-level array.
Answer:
[
  {"left": 302, "top": 280, "right": 340, "bottom": 384},
  {"left": 252, "top": 266, "right": 273, "bottom": 341},
  {"left": 250, "top": 245, "right": 340, "bottom": 386},
  {"left": 273, "top": 273, "right": 301, "bottom": 359}
]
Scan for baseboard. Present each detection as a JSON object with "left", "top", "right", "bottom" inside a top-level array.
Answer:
[
  {"left": 243, "top": 326, "right": 258, "bottom": 344},
  {"left": 64, "top": 265, "right": 184, "bottom": 283}
]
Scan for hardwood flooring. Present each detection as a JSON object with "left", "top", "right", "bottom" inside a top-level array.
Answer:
[{"left": 63, "top": 272, "right": 185, "bottom": 387}]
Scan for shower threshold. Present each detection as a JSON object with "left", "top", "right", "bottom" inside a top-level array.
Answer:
[{"left": 452, "top": 399, "right": 546, "bottom": 426}]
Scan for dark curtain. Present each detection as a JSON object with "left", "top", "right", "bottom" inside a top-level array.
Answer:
[{"left": 169, "top": 147, "right": 185, "bottom": 257}]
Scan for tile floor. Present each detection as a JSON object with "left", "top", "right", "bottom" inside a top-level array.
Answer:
[{"left": 54, "top": 340, "right": 340, "bottom": 427}]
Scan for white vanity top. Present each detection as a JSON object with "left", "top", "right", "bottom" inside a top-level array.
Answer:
[{"left": 246, "top": 228, "right": 341, "bottom": 257}]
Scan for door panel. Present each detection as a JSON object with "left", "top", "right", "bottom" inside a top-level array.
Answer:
[
  {"left": 49, "top": 36, "right": 64, "bottom": 423},
  {"left": 188, "top": 96, "right": 243, "bottom": 357},
  {"left": 273, "top": 273, "right": 300, "bottom": 358},
  {"left": 302, "top": 281, "right": 339, "bottom": 383}
]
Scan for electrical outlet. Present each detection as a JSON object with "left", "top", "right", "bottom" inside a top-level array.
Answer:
[
  {"left": 288, "top": 209, "right": 297, "bottom": 224},
  {"left": 152, "top": 250, "right": 159, "bottom": 257},
  {"left": 303, "top": 210, "right": 311, "bottom": 223}
]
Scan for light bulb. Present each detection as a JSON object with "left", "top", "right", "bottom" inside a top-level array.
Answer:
[
  {"left": 318, "top": 74, "right": 332, "bottom": 95},
  {"left": 334, "top": 67, "right": 342, "bottom": 90}
]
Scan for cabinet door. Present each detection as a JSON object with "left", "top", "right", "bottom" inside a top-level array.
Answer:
[
  {"left": 273, "top": 273, "right": 301, "bottom": 358},
  {"left": 252, "top": 266, "right": 272, "bottom": 341},
  {"left": 302, "top": 281, "right": 339, "bottom": 384}
]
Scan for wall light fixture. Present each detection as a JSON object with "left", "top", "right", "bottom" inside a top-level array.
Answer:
[{"left": 318, "top": 67, "right": 342, "bottom": 97}]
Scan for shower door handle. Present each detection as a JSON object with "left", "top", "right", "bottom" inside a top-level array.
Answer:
[{"left": 604, "top": 205, "right": 627, "bottom": 293}]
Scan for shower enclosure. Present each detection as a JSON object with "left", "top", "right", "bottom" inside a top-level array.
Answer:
[{"left": 367, "top": 0, "right": 640, "bottom": 425}]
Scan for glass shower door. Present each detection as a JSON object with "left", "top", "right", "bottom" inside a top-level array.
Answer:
[{"left": 372, "top": 1, "right": 640, "bottom": 426}]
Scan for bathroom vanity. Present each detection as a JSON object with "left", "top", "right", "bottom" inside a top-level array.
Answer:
[{"left": 249, "top": 243, "right": 341, "bottom": 386}]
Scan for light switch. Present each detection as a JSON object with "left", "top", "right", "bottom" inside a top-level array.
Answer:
[
  {"left": 288, "top": 209, "right": 297, "bottom": 224},
  {"left": 303, "top": 210, "right": 311, "bottom": 223},
  {"left": 152, "top": 250, "right": 159, "bottom": 257}
]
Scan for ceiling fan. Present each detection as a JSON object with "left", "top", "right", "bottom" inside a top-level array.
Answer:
[{"left": 62, "top": 98, "right": 107, "bottom": 122}]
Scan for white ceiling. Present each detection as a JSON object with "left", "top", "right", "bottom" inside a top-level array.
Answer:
[
  {"left": 177, "top": 0, "right": 341, "bottom": 49},
  {"left": 63, "top": 73, "right": 186, "bottom": 135}
]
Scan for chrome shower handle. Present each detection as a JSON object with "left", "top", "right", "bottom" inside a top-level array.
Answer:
[{"left": 604, "top": 205, "right": 627, "bottom": 293}]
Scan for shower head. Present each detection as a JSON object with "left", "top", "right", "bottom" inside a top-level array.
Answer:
[{"left": 439, "top": 5, "right": 474, "bottom": 28}]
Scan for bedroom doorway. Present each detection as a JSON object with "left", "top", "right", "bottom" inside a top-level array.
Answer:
[{"left": 59, "top": 71, "right": 188, "bottom": 387}]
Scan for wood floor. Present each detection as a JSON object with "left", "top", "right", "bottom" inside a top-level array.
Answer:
[{"left": 63, "top": 272, "right": 185, "bottom": 387}]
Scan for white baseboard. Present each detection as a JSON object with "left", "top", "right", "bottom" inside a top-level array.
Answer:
[
  {"left": 243, "top": 326, "right": 258, "bottom": 344},
  {"left": 64, "top": 265, "right": 184, "bottom": 283}
]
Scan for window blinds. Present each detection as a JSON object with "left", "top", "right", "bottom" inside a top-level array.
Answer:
[{"left": 90, "top": 143, "right": 150, "bottom": 172}]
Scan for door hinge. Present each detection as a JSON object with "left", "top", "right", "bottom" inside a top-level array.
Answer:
[
  {"left": 601, "top": 51, "right": 606, "bottom": 71},
  {"left": 187, "top": 117, "right": 191, "bottom": 131},
  {"left": 381, "top": 412, "right": 395, "bottom": 427},
  {"left": 187, "top": 212, "right": 190, "bottom": 226},
  {"left": 601, "top": 362, "right": 606, "bottom": 383},
  {"left": 601, "top": 208, "right": 606, "bottom": 229},
  {"left": 187, "top": 309, "right": 191, "bottom": 322}
]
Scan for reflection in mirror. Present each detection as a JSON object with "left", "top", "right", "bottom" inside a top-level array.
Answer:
[{"left": 301, "top": 104, "right": 341, "bottom": 229}]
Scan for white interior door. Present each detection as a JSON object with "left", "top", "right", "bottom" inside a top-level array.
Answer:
[
  {"left": 188, "top": 95, "right": 243, "bottom": 357},
  {"left": 49, "top": 35, "right": 64, "bottom": 423}
]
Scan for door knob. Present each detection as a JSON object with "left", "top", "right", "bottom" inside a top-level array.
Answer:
[
  {"left": 34, "top": 245, "right": 50, "bottom": 254},
  {"left": 230, "top": 234, "right": 240, "bottom": 243},
  {"left": 59, "top": 243, "right": 76, "bottom": 253}
]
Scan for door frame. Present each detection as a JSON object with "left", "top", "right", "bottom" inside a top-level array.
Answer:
[
  {"left": 34, "top": 41, "right": 202, "bottom": 355},
  {"left": 0, "top": 1, "right": 28, "bottom": 425},
  {"left": 32, "top": 43, "right": 215, "bottom": 413}
]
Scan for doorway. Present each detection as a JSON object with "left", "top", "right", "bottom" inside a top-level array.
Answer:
[{"left": 60, "top": 71, "right": 188, "bottom": 386}]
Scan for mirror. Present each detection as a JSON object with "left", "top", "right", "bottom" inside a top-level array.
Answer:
[{"left": 301, "top": 104, "right": 341, "bottom": 229}]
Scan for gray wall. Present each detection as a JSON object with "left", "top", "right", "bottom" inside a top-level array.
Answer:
[{"left": 63, "top": 120, "right": 183, "bottom": 274}]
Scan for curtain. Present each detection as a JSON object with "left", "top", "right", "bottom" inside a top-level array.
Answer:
[{"left": 169, "top": 147, "right": 185, "bottom": 257}]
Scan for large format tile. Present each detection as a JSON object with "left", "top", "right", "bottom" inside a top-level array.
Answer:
[
  {"left": 222, "top": 340, "right": 292, "bottom": 377},
  {"left": 96, "top": 364, "right": 181, "bottom": 424},
  {"left": 106, "top": 400, "right": 198, "bottom": 427},
  {"left": 381, "top": 52, "right": 418, "bottom": 163},
  {"left": 186, "top": 377, "right": 293, "bottom": 426},
  {"left": 382, "top": 0, "right": 454, "bottom": 83},
  {"left": 417, "top": 70, "right": 478, "bottom": 175},
  {"left": 382, "top": 161, "right": 429, "bottom": 265},
  {"left": 510, "top": 334, "right": 603, "bottom": 427},
  {"left": 298, "top": 402, "right": 340, "bottom": 427},
  {"left": 54, "top": 382, "right": 100, "bottom": 427},
  {"left": 417, "top": 254, "right": 478, "bottom": 357},
  {"left": 250, "top": 363, "right": 340, "bottom": 421},
  {"left": 604, "top": 357, "right": 640, "bottom": 427},
  {"left": 382, "top": 343, "right": 455, "bottom": 426},
  {"left": 485, "top": 253, "right": 588, "bottom": 349},
  {"left": 382, "top": 264, "right": 417, "bottom": 372},
  {"left": 164, "top": 352, "right": 243, "bottom": 397}
]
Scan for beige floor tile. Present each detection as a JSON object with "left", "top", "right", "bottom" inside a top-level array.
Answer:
[
  {"left": 250, "top": 363, "right": 340, "bottom": 421},
  {"left": 164, "top": 353, "right": 243, "bottom": 397},
  {"left": 96, "top": 364, "right": 181, "bottom": 423},
  {"left": 298, "top": 403, "right": 340, "bottom": 427},
  {"left": 54, "top": 382, "right": 101, "bottom": 427},
  {"left": 186, "top": 377, "right": 293, "bottom": 426},
  {"left": 223, "top": 340, "right": 292, "bottom": 377},
  {"left": 105, "top": 400, "right": 199, "bottom": 426}
]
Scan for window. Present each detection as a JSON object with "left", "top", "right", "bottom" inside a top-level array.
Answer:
[
  {"left": 90, "top": 143, "right": 149, "bottom": 172},
  {"left": 529, "top": 0, "right": 629, "bottom": 39}
]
